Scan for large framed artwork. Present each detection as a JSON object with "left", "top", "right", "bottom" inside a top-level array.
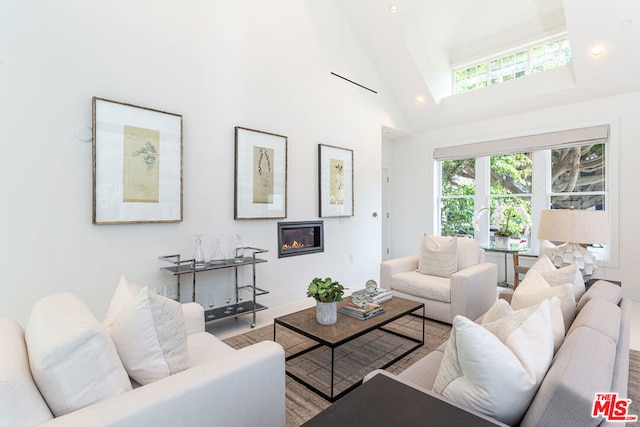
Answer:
[
  {"left": 234, "top": 126, "right": 288, "bottom": 219},
  {"left": 318, "top": 144, "right": 354, "bottom": 217},
  {"left": 92, "top": 97, "right": 183, "bottom": 224}
]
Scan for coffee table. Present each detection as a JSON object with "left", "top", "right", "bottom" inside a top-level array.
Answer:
[{"left": 273, "top": 296, "right": 424, "bottom": 402}]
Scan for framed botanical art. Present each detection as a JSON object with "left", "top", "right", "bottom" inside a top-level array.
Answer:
[
  {"left": 234, "top": 126, "right": 288, "bottom": 219},
  {"left": 92, "top": 97, "right": 183, "bottom": 224},
  {"left": 318, "top": 144, "right": 354, "bottom": 217}
]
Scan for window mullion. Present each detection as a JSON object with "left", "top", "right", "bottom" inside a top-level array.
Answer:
[{"left": 475, "top": 156, "right": 491, "bottom": 247}]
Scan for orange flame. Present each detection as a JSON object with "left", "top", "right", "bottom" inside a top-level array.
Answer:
[{"left": 282, "top": 240, "right": 305, "bottom": 249}]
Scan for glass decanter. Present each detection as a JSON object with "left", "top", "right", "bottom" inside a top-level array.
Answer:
[
  {"left": 210, "top": 238, "right": 227, "bottom": 265},
  {"left": 192, "top": 234, "right": 206, "bottom": 269},
  {"left": 234, "top": 234, "right": 244, "bottom": 263}
]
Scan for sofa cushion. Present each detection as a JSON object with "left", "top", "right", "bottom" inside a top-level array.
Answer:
[
  {"left": 512, "top": 269, "right": 576, "bottom": 331},
  {"left": 432, "top": 300, "right": 554, "bottom": 426},
  {"left": 456, "top": 237, "right": 480, "bottom": 271},
  {"left": 390, "top": 271, "right": 451, "bottom": 303},
  {"left": 529, "top": 255, "right": 585, "bottom": 300},
  {"left": 109, "top": 287, "right": 189, "bottom": 385},
  {"left": 418, "top": 234, "right": 458, "bottom": 278},
  {"left": 577, "top": 280, "right": 622, "bottom": 312},
  {"left": 520, "top": 327, "right": 617, "bottom": 427},
  {"left": 0, "top": 318, "right": 53, "bottom": 426},
  {"left": 103, "top": 275, "right": 143, "bottom": 329},
  {"left": 567, "top": 297, "right": 621, "bottom": 342},
  {"left": 25, "top": 292, "right": 132, "bottom": 417},
  {"left": 482, "top": 297, "right": 565, "bottom": 354}
]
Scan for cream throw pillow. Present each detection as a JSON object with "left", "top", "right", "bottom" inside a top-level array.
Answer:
[
  {"left": 528, "top": 255, "right": 586, "bottom": 300},
  {"left": 528, "top": 254, "right": 556, "bottom": 273},
  {"left": 512, "top": 269, "right": 576, "bottom": 331},
  {"left": 482, "top": 297, "right": 565, "bottom": 354},
  {"left": 25, "top": 292, "right": 132, "bottom": 417},
  {"left": 418, "top": 234, "right": 457, "bottom": 278},
  {"left": 109, "top": 287, "right": 188, "bottom": 385},
  {"left": 103, "top": 275, "right": 143, "bottom": 329},
  {"left": 433, "top": 300, "right": 554, "bottom": 425}
]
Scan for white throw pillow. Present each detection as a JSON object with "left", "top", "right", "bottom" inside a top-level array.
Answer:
[
  {"left": 103, "top": 275, "right": 143, "bottom": 329},
  {"left": 481, "top": 298, "right": 514, "bottom": 325},
  {"left": 512, "top": 269, "right": 576, "bottom": 331},
  {"left": 528, "top": 254, "right": 556, "bottom": 273},
  {"left": 418, "top": 234, "right": 458, "bottom": 278},
  {"left": 544, "top": 264, "right": 585, "bottom": 300},
  {"left": 25, "top": 292, "right": 132, "bottom": 417},
  {"left": 528, "top": 256, "right": 585, "bottom": 300},
  {"left": 109, "top": 287, "right": 188, "bottom": 385},
  {"left": 433, "top": 301, "right": 554, "bottom": 425},
  {"left": 0, "top": 318, "right": 53, "bottom": 425},
  {"left": 482, "top": 297, "right": 565, "bottom": 354}
]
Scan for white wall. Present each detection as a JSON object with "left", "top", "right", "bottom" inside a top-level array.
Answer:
[
  {"left": 388, "top": 90, "right": 640, "bottom": 300},
  {"left": 0, "top": 0, "right": 408, "bottom": 325}
]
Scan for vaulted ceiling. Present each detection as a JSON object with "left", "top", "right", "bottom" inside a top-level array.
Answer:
[{"left": 336, "top": 0, "right": 640, "bottom": 133}]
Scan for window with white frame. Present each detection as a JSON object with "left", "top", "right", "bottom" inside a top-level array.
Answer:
[
  {"left": 435, "top": 125, "right": 610, "bottom": 261},
  {"left": 453, "top": 37, "right": 573, "bottom": 95}
]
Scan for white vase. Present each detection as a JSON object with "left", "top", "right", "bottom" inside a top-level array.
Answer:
[
  {"left": 316, "top": 301, "right": 337, "bottom": 325},
  {"left": 494, "top": 236, "right": 509, "bottom": 250}
]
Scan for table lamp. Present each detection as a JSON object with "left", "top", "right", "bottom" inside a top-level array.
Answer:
[{"left": 536, "top": 208, "right": 607, "bottom": 280}]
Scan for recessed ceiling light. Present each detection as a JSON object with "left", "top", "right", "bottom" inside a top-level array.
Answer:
[
  {"left": 621, "top": 19, "right": 633, "bottom": 29},
  {"left": 415, "top": 96, "right": 425, "bottom": 105},
  {"left": 389, "top": 5, "right": 397, "bottom": 13},
  {"left": 591, "top": 46, "right": 604, "bottom": 57}
]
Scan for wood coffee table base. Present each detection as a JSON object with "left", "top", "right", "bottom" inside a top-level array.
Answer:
[{"left": 273, "top": 298, "right": 425, "bottom": 402}]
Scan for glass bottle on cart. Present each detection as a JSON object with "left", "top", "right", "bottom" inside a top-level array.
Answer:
[{"left": 193, "top": 235, "right": 206, "bottom": 269}]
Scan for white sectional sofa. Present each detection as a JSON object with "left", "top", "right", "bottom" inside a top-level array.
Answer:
[
  {"left": 1, "top": 290, "right": 286, "bottom": 427},
  {"left": 366, "top": 280, "right": 630, "bottom": 426}
]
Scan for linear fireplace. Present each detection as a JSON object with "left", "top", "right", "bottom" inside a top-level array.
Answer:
[{"left": 277, "top": 220, "right": 324, "bottom": 258}]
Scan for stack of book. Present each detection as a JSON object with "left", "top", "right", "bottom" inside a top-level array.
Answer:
[
  {"left": 339, "top": 301, "right": 385, "bottom": 320},
  {"left": 351, "top": 288, "right": 393, "bottom": 304}
]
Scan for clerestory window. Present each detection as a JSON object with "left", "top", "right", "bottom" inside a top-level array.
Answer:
[{"left": 453, "top": 36, "right": 573, "bottom": 95}]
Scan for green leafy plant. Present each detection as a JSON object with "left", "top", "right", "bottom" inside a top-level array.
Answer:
[{"left": 307, "top": 277, "right": 345, "bottom": 303}]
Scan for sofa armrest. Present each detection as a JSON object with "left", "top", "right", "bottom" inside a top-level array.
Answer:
[
  {"left": 41, "top": 341, "right": 285, "bottom": 427},
  {"left": 450, "top": 262, "right": 497, "bottom": 321},
  {"left": 380, "top": 256, "right": 418, "bottom": 290},
  {"left": 182, "top": 302, "right": 204, "bottom": 335}
]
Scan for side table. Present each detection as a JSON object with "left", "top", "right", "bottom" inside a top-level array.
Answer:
[{"left": 483, "top": 247, "right": 531, "bottom": 288}]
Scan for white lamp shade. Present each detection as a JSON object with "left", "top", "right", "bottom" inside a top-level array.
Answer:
[{"left": 537, "top": 209, "right": 607, "bottom": 245}]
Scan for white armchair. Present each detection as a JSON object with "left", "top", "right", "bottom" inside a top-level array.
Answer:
[{"left": 380, "top": 236, "right": 497, "bottom": 323}]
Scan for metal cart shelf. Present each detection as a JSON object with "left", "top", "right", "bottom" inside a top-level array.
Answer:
[{"left": 159, "top": 247, "right": 268, "bottom": 327}]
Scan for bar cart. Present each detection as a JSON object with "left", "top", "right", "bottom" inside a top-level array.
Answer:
[{"left": 159, "top": 247, "right": 268, "bottom": 327}]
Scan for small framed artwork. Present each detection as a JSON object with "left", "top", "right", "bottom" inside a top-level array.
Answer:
[
  {"left": 318, "top": 144, "right": 354, "bottom": 217},
  {"left": 92, "top": 97, "right": 183, "bottom": 224},
  {"left": 235, "top": 126, "right": 288, "bottom": 219}
]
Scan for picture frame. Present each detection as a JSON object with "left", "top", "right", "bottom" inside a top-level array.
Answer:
[
  {"left": 92, "top": 97, "right": 183, "bottom": 224},
  {"left": 234, "top": 126, "right": 288, "bottom": 219},
  {"left": 318, "top": 144, "right": 354, "bottom": 217}
]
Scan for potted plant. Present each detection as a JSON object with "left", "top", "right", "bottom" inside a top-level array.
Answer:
[
  {"left": 307, "top": 277, "right": 345, "bottom": 325},
  {"left": 492, "top": 203, "right": 531, "bottom": 249}
]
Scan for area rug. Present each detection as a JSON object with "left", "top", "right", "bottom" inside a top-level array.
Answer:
[
  {"left": 223, "top": 315, "right": 450, "bottom": 426},
  {"left": 223, "top": 316, "right": 640, "bottom": 427}
]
